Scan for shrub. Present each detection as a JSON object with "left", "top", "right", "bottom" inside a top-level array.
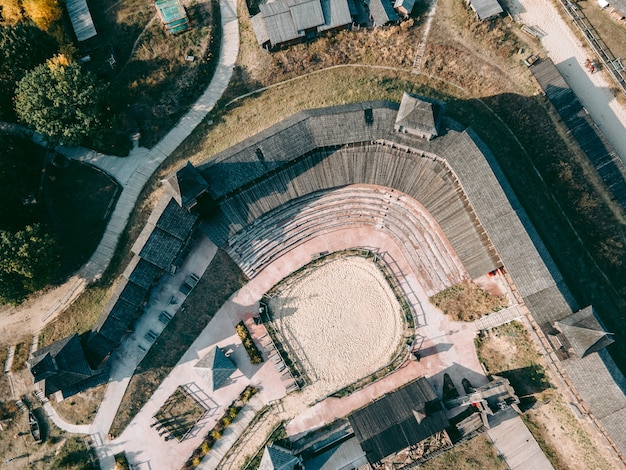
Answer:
[{"left": 235, "top": 321, "right": 264, "bottom": 364}]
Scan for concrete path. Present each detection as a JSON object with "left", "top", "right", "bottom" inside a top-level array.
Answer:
[{"left": 487, "top": 407, "right": 554, "bottom": 470}]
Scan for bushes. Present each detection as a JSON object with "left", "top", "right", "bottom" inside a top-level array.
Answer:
[
  {"left": 236, "top": 321, "right": 264, "bottom": 364},
  {"left": 182, "top": 386, "right": 258, "bottom": 470}
]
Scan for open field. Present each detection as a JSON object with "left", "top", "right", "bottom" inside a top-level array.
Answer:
[
  {"left": 108, "top": 249, "right": 245, "bottom": 437},
  {"left": 476, "top": 321, "right": 615, "bottom": 470}
]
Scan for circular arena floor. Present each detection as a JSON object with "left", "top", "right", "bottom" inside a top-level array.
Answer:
[{"left": 268, "top": 256, "right": 404, "bottom": 399}]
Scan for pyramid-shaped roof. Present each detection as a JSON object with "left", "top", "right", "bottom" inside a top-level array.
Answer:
[
  {"left": 164, "top": 161, "right": 209, "bottom": 210},
  {"left": 555, "top": 306, "right": 614, "bottom": 358},
  {"left": 194, "top": 346, "right": 237, "bottom": 390},
  {"left": 258, "top": 445, "right": 299, "bottom": 470},
  {"left": 394, "top": 92, "right": 442, "bottom": 139}
]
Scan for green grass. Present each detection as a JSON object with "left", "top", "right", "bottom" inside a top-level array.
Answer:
[
  {"left": 109, "top": 249, "right": 246, "bottom": 437},
  {"left": 50, "top": 436, "right": 95, "bottom": 470},
  {"left": 154, "top": 387, "right": 206, "bottom": 441}
]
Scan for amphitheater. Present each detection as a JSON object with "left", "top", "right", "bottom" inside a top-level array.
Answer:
[{"left": 162, "top": 93, "right": 626, "bottom": 461}]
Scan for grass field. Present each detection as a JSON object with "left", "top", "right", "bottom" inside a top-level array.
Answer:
[{"left": 108, "top": 249, "right": 246, "bottom": 437}]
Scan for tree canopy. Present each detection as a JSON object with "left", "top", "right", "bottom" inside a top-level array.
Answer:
[
  {"left": 0, "top": 224, "right": 60, "bottom": 304},
  {"left": 15, "top": 57, "right": 107, "bottom": 146},
  {"left": 0, "top": 23, "right": 58, "bottom": 119}
]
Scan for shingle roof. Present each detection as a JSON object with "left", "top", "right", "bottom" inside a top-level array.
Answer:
[
  {"left": 395, "top": 92, "right": 441, "bottom": 138},
  {"left": 125, "top": 257, "right": 163, "bottom": 289},
  {"left": 469, "top": 0, "right": 503, "bottom": 20},
  {"left": 85, "top": 332, "right": 117, "bottom": 365},
  {"left": 194, "top": 347, "right": 237, "bottom": 390},
  {"left": 555, "top": 306, "right": 614, "bottom": 358},
  {"left": 289, "top": 0, "right": 325, "bottom": 31},
  {"left": 258, "top": 445, "right": 300, "bottom": 470},
  {"left": 156, "top": 198, "right": 199, "bottom": 240},
  {"left": 139, "top": 227, "right": 184, "bottom": 270},
  {"left": 164, "top": 161, "right": 209, "bottom": 209},
  {"left": 318, "top": 0, "right": 352, "bottom": 31},
  {"left": 29, "top": 334, "right": 94, "bottom": 396},
  {"left": 348, "top": 377, "right": 449, "bottom": 463},
  {"left": 369, "top": 0, "right": 398, "bottom": 25}
]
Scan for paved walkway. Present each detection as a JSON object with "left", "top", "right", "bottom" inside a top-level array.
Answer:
[{"left": 487, "top": 407, "right": 554, "bottom": 470}]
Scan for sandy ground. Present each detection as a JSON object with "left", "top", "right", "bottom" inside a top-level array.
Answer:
[
  {"left": 269, "top": 257, "right": 404, "bottom": 400},
  {"left": 509, "top": 0, "right": 626, "bottom": 162}
]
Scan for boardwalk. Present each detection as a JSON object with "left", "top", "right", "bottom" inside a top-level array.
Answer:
[
  {"left": 473, "top": 305, "right": 523, "bottom": 331},
  {"left": 531, "top": 58, "right": 626, "bottom": 208}
]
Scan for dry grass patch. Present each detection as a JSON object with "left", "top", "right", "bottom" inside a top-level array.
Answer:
[
  {"left": 430, "top": 280, "right": 508, "bottom": 322},
  {"left": 108, "top": 249, "right": 246, "bottom": 437},
  {"left": 475, "top": 321, "right": 615, "bottom": 469},
  {"left": 11, "top": 338, "right": 32, "bottom": 370},
  {"left": 52, "top": 383, "right": 106, "bottom": 425},
  {"left": 154, "top": 387, "right": 206, "bottom": 441},
  {"left": 420, "top": 434, "right": 506, "bottom": 469}
]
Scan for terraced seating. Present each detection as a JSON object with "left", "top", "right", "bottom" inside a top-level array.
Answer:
[
  {"left": 225, "top": 185, "right": 467, "bottom": 294},
  {"left": 211, "top": 143, "right": 498, "bottom": 279}
]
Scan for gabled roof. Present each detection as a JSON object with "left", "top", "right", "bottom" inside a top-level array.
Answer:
[
  {"left": 85, "top": 332, "right": 117, "bottom": 365},
  {"left": 259, "top": 445, "right": 300, "bottom": 470},
  {"left": 469, "top": 0, "right": 503, "bottom": 20},
  {"left": 395, "top": 92, "right": 441, "bottom": 138},
  {"left": 318, "top": 0, "right": 352, "bottom": 31},
  {"left": 66, "top": 0, "right": 97, "bottom": 41},
  {"left": 555, "top": 306, "right": 614, "bottom": 358},
  {"left": 369, "top": 0, "right": 398, "bottom": 26},
  {"left": 194, "top": 346, "right": 237, "bottom": 390},
  {"left": 29, "top": 334, "right": 94, "bottom": 396},
  {"left": 348, "top": 377, "right": 449, "bottom": 463},
  {"left": 289, "top": 0, "right": 325, "bottom": 31},
  {"left": 164, "top": 161, "right": 209, "bottom": 209}
]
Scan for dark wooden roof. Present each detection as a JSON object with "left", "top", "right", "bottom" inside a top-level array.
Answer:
[
  {"left": 29, "top": 334, "right": 94, "bottom": 396},
  {"left": 164, "top": 161, "right": 209, "bottom": 209},
  {"left": 348, "top": 377, "right": 449, "bottom": 463},
  {"left": 156, "top": 198, "right": 199, "bottom": 240},
  {"left": 194, "top": 346, "right": 237, "bottom": 390},
  {"left": 395, "top": 92, "right": 441, "bottom": 138},
  {"left": 125, "top": 257, "right": 163, "bottom": 289},
  {"left": 116, "top": 278, "right": 148, "bottom": 307},
  {"left": 139, "top": 227, "right": 184, "bottom": 270},
  {"left": 85, "top": 332, "right": 117, "bottom": 365},
  {"left": 555, "top": 306, "right": 614, "bottom": 358},
  {"left": 369, "top": 0, "right": 398, "bottom": 25}
]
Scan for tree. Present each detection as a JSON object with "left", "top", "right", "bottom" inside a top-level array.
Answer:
[
  {"left": 0, "top": 0, "right": 24, "bottom": 24},
  {"left": 20, "top": 0, "right": 62, "bottom": 32},
  {"left": 0, "top": 23, "right": 58, "bottom": 119},
  {"left": 15, "top": 57, "right": 107, "bottom": 146},
  {"left": 0, "top": 224, "right": 59, "bottom": 304}
]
